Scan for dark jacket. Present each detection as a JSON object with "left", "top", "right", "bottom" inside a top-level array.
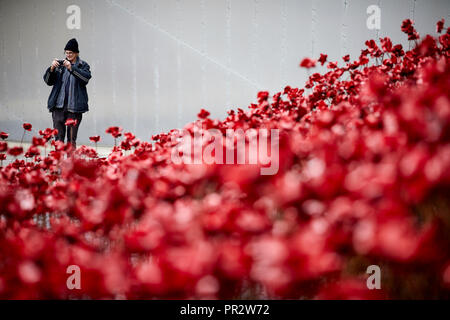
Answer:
[{"left": 43, "top": 57, "right": 92, "bottom": 113}]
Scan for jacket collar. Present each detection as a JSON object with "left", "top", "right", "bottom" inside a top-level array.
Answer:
[{"left": 71, "top": 56, "right": 83, "bottom": 67}]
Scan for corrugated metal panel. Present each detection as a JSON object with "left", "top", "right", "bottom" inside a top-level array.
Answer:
[{"left": 0, "top": 0, "right": 449, "bottom": 146}]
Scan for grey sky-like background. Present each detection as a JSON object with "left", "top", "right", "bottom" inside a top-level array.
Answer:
[{"left": 1, "top": 0, "right": 449, "bottom": 146}]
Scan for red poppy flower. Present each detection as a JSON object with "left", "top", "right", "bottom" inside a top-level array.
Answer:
[
  {"left": 401, "top": 19, "right": 414, "bottom": 33},
  {"left": 257, "top": 91, "right": 269, "bottom": 103},
  {"left": 436, "top": 19, "right": 445, "bottom": 33},
  {"left": 32, "top": 137, "right": 46, "bottom": 147},
  {"left": 283, "top": 86, "right": 292, "bottom": 94},
  {"left": 327, "top": 61, "right": 338, "bottom": 69},
  {"left": 65, "top": 119, "right": 78, "bottom": 126},
  {"left": 401, "top": 19, "right": 419, "bottom": 40},
  {"left": 380, "top": 37, "right": 393, "bottom": 52},
  {"left": 41, "top": 128, "right": 58, "bottom": 141},
  {"left": 300, "top": 58, "right": 316, "bottom": 68},
  {"left": 130, "top": 138, "right": 140, "bottom": 148},
  {"left": 359, "top": 56, "right": 369, "bottom": 65},
  {"left": 124, "top": 132, "right": 135, "bottom": 141},
  {"left": 120, "top": 140, "right": 131, "bottom": 150},
  {"left": 197, "top": 108, "right": 211, "bottom": 119},
  {"left": 318, "top": 53, "right": 327, "bottom": 65},
  {"left": 25, "top": 146, "right": 40, "bottom": 158},
  {"left": 7, "top": 146, "right": 23, "bottom": 156},
  {"left": 22, "top": 123, "right": 32, "bottom": 131},
  {"left": 106, "top": 126, "right": 122, "bottom": 138},
  {"left": 89, "top": 135, "right": 101, "bottom": 143},
  {"left": 0, "top": 131, "right": 8, "bottom": 140}
]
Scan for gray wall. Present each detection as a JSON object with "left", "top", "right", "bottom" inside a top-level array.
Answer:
[{"left": 1, "top": 0, "right": 449, "bottom": 146}]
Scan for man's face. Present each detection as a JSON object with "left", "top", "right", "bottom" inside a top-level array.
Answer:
[{"left": 65, "top": 50, "right": 78, "bottom": 62}]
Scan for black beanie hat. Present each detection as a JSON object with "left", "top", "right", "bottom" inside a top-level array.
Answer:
[{"left": 64, "top": 38, "right": 79, "bottom": 53}]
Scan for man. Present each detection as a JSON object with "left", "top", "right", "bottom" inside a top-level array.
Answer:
[{"left": 43, "top": 38, "right": 92, "bottom": 149}]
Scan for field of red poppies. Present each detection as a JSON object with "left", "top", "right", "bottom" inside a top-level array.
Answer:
[{"left": 0, "top": 19, "right": 449, "bottom": 299}]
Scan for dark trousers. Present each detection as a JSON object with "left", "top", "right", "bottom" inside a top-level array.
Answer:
[{"left": 52, "top": 108, "right": 83, "bottom": 149}]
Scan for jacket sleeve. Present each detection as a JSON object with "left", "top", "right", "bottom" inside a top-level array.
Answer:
[
  {"left": 70, "top": 62, "right": 92, "bottom": 86},
  {"left": 43, "top": 67, "right": 56, "bottom": 86}
]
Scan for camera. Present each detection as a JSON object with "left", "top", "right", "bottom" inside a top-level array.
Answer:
[{"left": 57, "top": 59, "right": 66, "bottom": 66}]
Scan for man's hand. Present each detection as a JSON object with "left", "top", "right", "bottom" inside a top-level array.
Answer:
[
  {"left": 63, "top": 60, "right": 72, "bottom": 71},
  {"left": 50, "top": 58, "right": 60, "bottom": 72}
]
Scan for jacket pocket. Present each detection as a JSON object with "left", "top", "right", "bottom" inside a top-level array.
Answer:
[{"left": 74, "top": 84, "right": 89, "bottom": 112}]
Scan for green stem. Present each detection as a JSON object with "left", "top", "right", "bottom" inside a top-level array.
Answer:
[{"left": 20, "top": 130, "right": 25, "bottom": 144}]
